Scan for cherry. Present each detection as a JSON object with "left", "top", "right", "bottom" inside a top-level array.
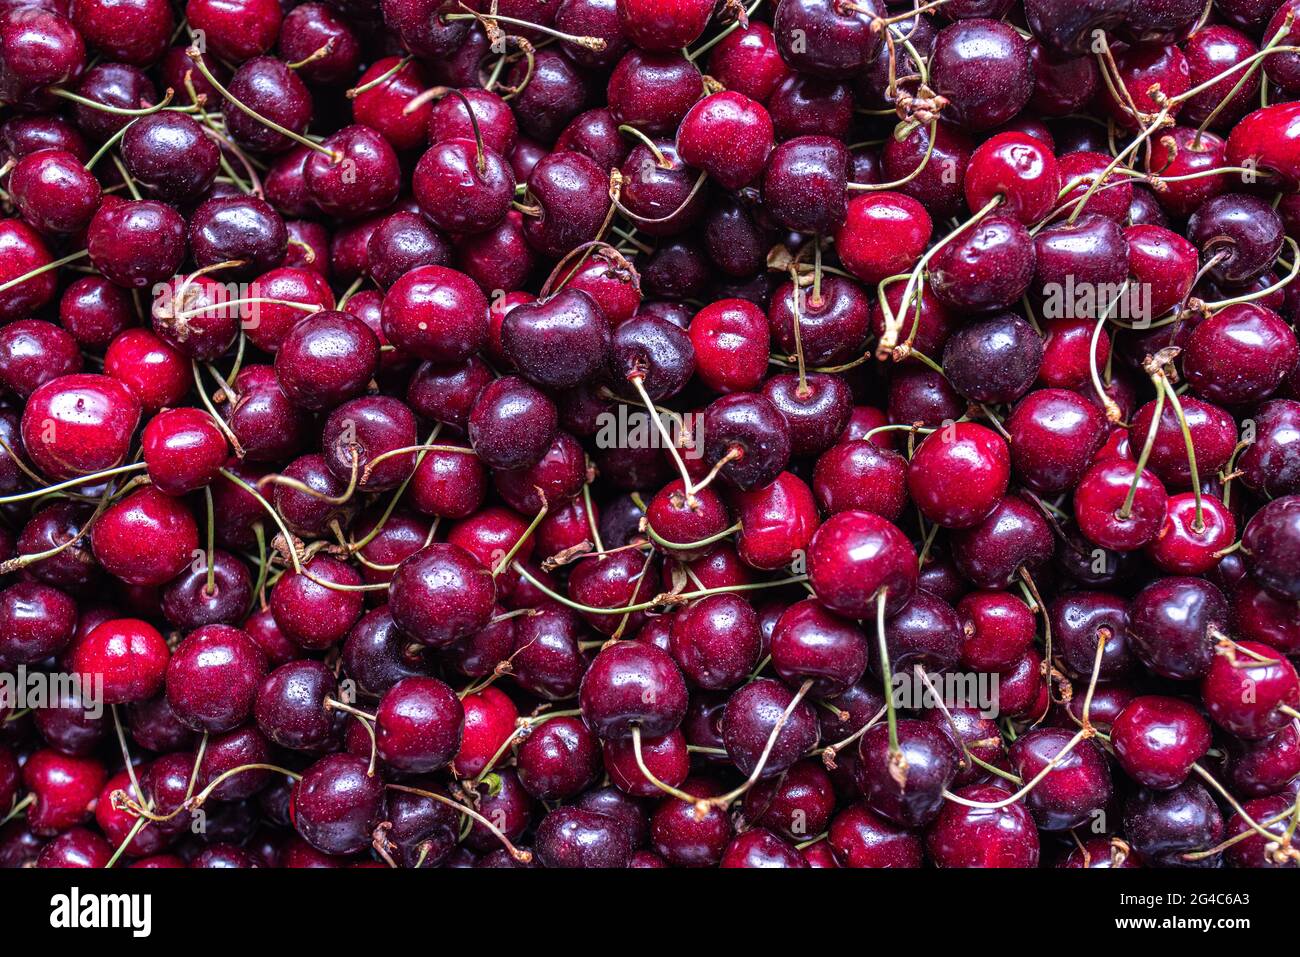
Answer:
[
  {"left": 1008, "top": 388, "right": 1107, "bottom": 494},
  {"left": 581, "top": 640, "right": 688, "bottom": 739},
  {"left": 453, "top": 687, "right": 518, "bottom": 778},
  {"left": 36, "top": 827, "right": 113, "bottom": 868},
  {"left": 1182, "top": 26, "right": 1260, "bottom": 131},
  {"left": 1027, "top": 40, "right": 1098, "bottom": 116},
  {"left": 931, "top": 19, "right": 1033, "bottom": 131},
  {"left": 1184, "top": 304, "right": 1298, "bottom": 406},
  {"left": 689, "top": 298, "right": 769, "bottom": 393},
  {"left": 667, "top": 593, "right": 761, "bottom": 691},
  {"left": 722, "top": 677, "right": 819, "bottom": 779},
  {"left": 220, "top": 54, "right": 312, "bottom": 154},
  {"left": 1188, "top": 193, "right": 1285, "bottom": 285},
  {"left": 121, "top": 112, "right": 218, "bottom": 203},
  {"left": 142, "top": 407, "right": 227, "bottom": 496},
  {"left": 21, "top": 749, "right": 105, "bottom": 836},
  {"left": 85, "top": 199, "right": 185, "bottom": 290},
  {"left": 388, "top": 543, "right": 495, "bottom": 649},
  {"left": 1128, "top": 576, "right": 1229, "bottom": 680},
  {"left": 0, "top": 581, "right": 77, "bottom": 664},
  {"left": 908, "top": 423, "right": 1011, "bottom": 529},
  {"left": 1074, "top": 460, "right": 1168, "bottom": 552},
  {"left": 0, "top": 7, "right": 85, "bottom": 104},
  {"left": 0, "top": 218, "right": 57, "bottom": 322},
  {"left": 278, "top": 2, "right": 360, "bottom": 86},
  {"left": 770, "top": 598, "right": 868, "bottom": 697},
  {"left": 1242, "top": 495, "right": 1300, "bottom": 600},
  {"left": 771, "top": 0, "right": 881, "bottom": 80},
  {"left": 1225, "top": 721, "right": 1300, "bottom": 798},
  {"left": 90, "top": 485, "right": 199, "bottom": 586},
  {"left": 166, "top": 623, "right": 268, "bottom": 732},
  {"left": 965, "top": 132, "right": 1061, "bottom": 225},
  {"left": 676, "top": 90, "right": 773, "bottom": 192},
  {"left": 502, "top": 289, "right": 611, "bottom": 391},
  {"left": 814, "top": 440, "right": 907, "bottom": 522},
  {"left": 1128, "top": 396, "right": 1236, "bottom": 490},
  {"left": 1239, "top": 399, "right": 1300, "bottom": 498},
  {"left": 1103, "top": 41, "right": 1191, "bottom": 129},
  {"left": 705, "top": 19, "right": 785, "bottom": 100},
  {"left": 761, "top": 135, "right": 848, "bottom": 235},
  {"left": 957, "top": 589, "right": 1035, "bottom": 672},
  {"left": 0, "top": 319, "right": 83, "bottom": 399},
  {"left": 1007, "top": 727, "right": 1111, "bottom": 831},
  {"left": 8, "top": 149, "right": 101, "bottom": 237},
  {"left": 857, "top": 720, "right": 957, "bottom": 828},
  {"left": 414, "top": 137, "right": 515, "bottom": 236},
  {"left": 821, "top": 802, "right": 919, "bottom": 868},
  {"left": 1122, "top": 779, "right": 1224, "bottom": 868},
  {"left": 927, "top": 784, "right": 1040, "bottom": 868},
  {"left": 67, "top": 616, "right": 168, "bottom": 704},
  {"left": 701, "top": 392, "right": 791, "bottom": 491},
  {"left": 274, "top": 309, "right": 379, "bottom": 411},
  {"left": 58, "top": 275, "right": 133, "bottom": 350},
  {"left": 374, "top": 676, "right": 463, "bottom": 774},
  {"left": 1111, "top": 695, "right": 1212, "bottom": 789},
  {"left": 270, "top": 556, "right": 365, "bottom": 650},
  {"left": 930, "top": 215, "right": 1036, "bottom": 312},
  {"left": 1049, "top": 589, "right": 1133, "bottom": 680},
  {"left": 950, "top": 494, "right": 1054, "bottom": 588},
  {"left": 189, "top": 195, "right": 287, "bottom": 278},
  {"left": 161, "top": 548, "right": 251, "bottom": 630},
  {"left": 381, "top": 264, "right": 488, "bottom": 364},
  {"left": 1147, "top": 492, "right": 1237, "bottom": 576},
  {"left": 292, "top": 753, "right": 383, "bottom": 856},
  {"left": 732, "top": 470, "right": 820, "bottom": 571},
  {"left": 834, "top": 192, "right": 932, "bottom": 286},
  {"left": 1202, "top": 639, "right": 1300, "bottom": 739},
  {"left": 809, "top": 510, "right": 917, "bottom": 618}
]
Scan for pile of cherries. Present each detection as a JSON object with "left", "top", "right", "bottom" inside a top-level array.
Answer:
[{"left": 2, "top": 0, "right": 1300, "bottom": 871}]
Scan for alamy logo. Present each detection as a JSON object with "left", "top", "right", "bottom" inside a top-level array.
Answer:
[
  {"left": 49, "top": 888, "right": 152, "bottom": 937},
  {"left": 0, "top": 666, "right": 103, "bottom": 719}
]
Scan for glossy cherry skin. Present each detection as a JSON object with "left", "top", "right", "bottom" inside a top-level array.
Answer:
[
  {"left": 957, "top": 590, "right": 1035, "bottom": 672},
  {"left": 964, "top": 132, "right": 1061, "bottom": 225},
  {"left": 58, "top": 275, "right": 132, "bottom": 350},
  {"left": 1184, "top": 304, "right": 1297, "bottom": 406},
  {"left": 467, "top": 375, "right": 558, "bottom": 472},
  {"left": 813, "top": 440, "right": 907, "bottom": 523},
  {"left": 375, "top": 676, "right": 463, "bottom": 773},
  {"left": 770, "top": 599, "right": 868, "bottom": 697},
  {"left": 950, "top": 494, "right": 1055, "bottom": 588},
  {"left": 36, "top": 828, "right": 113, "bottom": 869},
  {"left": 1239, "top": 400, "right": 1300, "bottom": 499},
  {"left": 732, "top": 470, "right": 819, "bottom": 571},
  {"left": 927, "top": 784, "right": 1040, "bottom": 868},
  {"left": 523, "top": 151, "right": 613, "bottom": 259},
  {"left": 452, "top": 686, "right": 519, "bottom": 778},
  {"left": 0, "top": 217, "right": 56, "bottom": 323},
  {"left": 121, "top": 112, "right": 218, "bottom": 203},
  {"left": 142, "top": 407, "right": 227, "bottom": 496},
  {"left": 1242, "top": 495, "right": 1300, "bottom": 600},
  {"left": 1074, "top": 460, "right": 1168, "bottom": 552},
  {"left": 689, "top": 298, "right": 769, "bottom": 393},
  {"left": 515, "top": 714, "right": 599, "bottom": 801},
  {"left": 668, "top": 593, "right": 762, "bottom": 691},
  {"left": 1111, "top": 695, "right": 1211, "bottom": 789},
  {"left": 270, "top": 555, "right": 366, "bottom": 651},
  {"left": 304, "top": 125, "right": 401, "bottom": 221},
  {"left": 931, "top": 19, "right": 1033, "bottom": 131},
  {"left": 292, "top": 753, "right": 383, "bottom": 856},
  {"left": 20, "top": 373, "right": 141, "bottom": 481},
  {"left": 761, "top": 135, "right": 848, "bottom": 235},
  {"left": 1050, "top": 590, "right": 1133, "bottom": 680},
  {"left": 907, "top": 423, "right": 1011, "bottom": 529},
  {"left": 1225, "top": 722, "right": 1300, "bottom": 798},
  {"left": 1123, "top": 780, "right": 1225, "bottom": 868},
  {"left": 502, "top": 289, "right": 611, "bottom": 391},
  {"left": 1007, "top": 388, "right": 1107, "bottom": 495},
  {"left": 381, "top": 264, "right": 489, "bottom": 365},
  {"left": 1202, "top": 640, "right": 1300, "bottom": 739},
  {"left": 166, "top": 624, "right": 268, "bottom": 733},
  {"left": 534, "top": 806, "right": 633, "bottom": 869},
  {"left": 857, "top": 720, "right": 958, "bottom": 828},
  {"left": 835, "top": 192, "right": 931, "bottom": 286},
  {"left": 580, "top": 641, "right": 688, "bottom": 740},
  {"left": 930, "top": 215, "right": 1035, "bottom": 313},
  {"left": 1008, "top": 728, "right": 1111, "bottom": 831},
  {"left": 413, "top": 138, "right": 515, "bottom": 236},
  {"left": 808, "top": 510, "right": 917, "bottom": 618},
  {"left": 0, "top": 319, "right": 82, "bottom": 399},
  {"left": 1127, "top": 396, "right": 1236, "bottom": 490},
  {"left": 188, "top": 195, "right": 287, "bottom": 278},
  {"left": 86, "top": 200, "right": 186, "bottom": 289},
  {"left": 9, "top": 149, "right": 101, "bottom": 236},
  {"left": 1146, "top": 493, "right": 1236, "bottom": 576},
  {"left": 0, "top": 582, "right": 77, "bottom": 665},
  {"left": 1128, "top": 576, "right": 1229, "bottom": 680},
  {"left": 91, "top": 486, "right": 198, "bottom": 587},
  {"left": 21, "top": 749, "right": 105, "bottom": 836},
  {"left": 722, "top": 678, "right": 819, "bottom": 779},
  {"left": 273, "top": 310, "right": 379, "bottom": 412},
  {"left": 676, "top": 90, "right": 773, "bottom": 192},
  {"left": 222, "top": 55, "right": 312, "bottom": 155},
  {"left": 389, "top": 544, "right": 495, "bottom": 649},
  {"left": 67, "top": 617, "right": 169, "bottom": 705}
]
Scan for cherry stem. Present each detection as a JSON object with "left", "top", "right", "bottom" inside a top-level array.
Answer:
[
  {"left": 1200, "top": 236, "right": 1300, "bottom": 311},
  {"left": 873, "top": 589, "right": 907, "bottom": 785},
  {"left": 218, "top": 467, "right": 302, "bottom": 574},
  {"left": 1020, "top": 566, "right": 1052, "bottom": 674},
  {"left": 630, "top": 725, "right": 699, "bottom": 803},
  {"left": 701, "top": 679, "right": 814, "bottom": 813},
  {"left": 817, "top": 705, "right": 885, "bottom": 770},
  {"left": 609, "top": 168, "right": 707, "bottom": 226},
  {"left": 444, "top": 7, "right": 606, "bottom": 50},
  {"left": 1159, "top": 376, "right": 1204, "bottom": 531},
  {"left": 789, "top": 268, "right": 811, "bottom": 397},
  {"left": 1, "top": 793, "right": 36, "bottom": 826},
  {"left": 686, "top": 0, "right": 763, "bottom": 61},
  {"left": 847, "top": 117, "right": 937, "bottom": 192},
  {"left": 262, "top": 448, "right": 359, "bottom": 507},
  {"left": 0, "top": 249, "right": 89, "bottom": 295},
  {"left": 0, "top": 461, "right": 147, "bottom": 505},
  {"left": 492, "top": 496, "right": 548, "bottom": 577},
  {"left": 387, "top": 783, "right": 532, "bottom": 862},
  {"left": 187, "top": 48, "right": 337, "bottom": 160},
  {"left": 877, "top": 195, "right": 999, "bottom": 358},
  {"left": 627, "top": 373, "right": 697, "bottom": 496},
  {"left": 346, "top": 57, "right": 410, "bottom": 99},
  {"left": 50, "top": 85, "right": 175, "bottom": 115},
  {"left": 286, "top": 37, "right": 336, "bottom": 71},
  {"left": 349, "top": 426, "right": 444, "bottom": 553},
  {"left": 643, "top": 519, "right": 741, "bottom": 554},
  {"left": 1119, "top": 376, "right": 1166, "bottom": 520}
]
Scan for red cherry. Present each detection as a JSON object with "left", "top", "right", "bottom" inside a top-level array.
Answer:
[
  {"left": 808, "top": 510, "right": 917, "bottom": 617},
  {"left": 1074, "top": 459, "right": 1168, "bottom": 552},
  {"left": 68, "top": 618, "right": 170, "bottom": 704},
  {"left": 835, "top": 192, "right": 932, "bottom": 285},
  {"left": 1146, "top": 492, "right": 1237, "bottom": 575},
  {"left": 907, "top": 422, "right": 1011, "bottom": 529},
  {"left": 91, "top": 485, "right": 199, "bottom": 586},
  {"left": 675, "top": 90, "right": 774, "bottom": 190},
  {"left": 142, "top": 407, "right": 228, "bottom": 496},
  {"left": 964, "top": 132, "right": 1061, "bottom": 224},
  {"left": 20, "top": 372, "right": 141, "bottom": 481},
  {"left": 103, "top": 328, "right": 189, "bottom": 414},
  {"left": 1111, "top": 695, "right": 1212, "bottom": 789},
  {"left": 1202, "top": 639, "right": 1300, "bottom": 739}
]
